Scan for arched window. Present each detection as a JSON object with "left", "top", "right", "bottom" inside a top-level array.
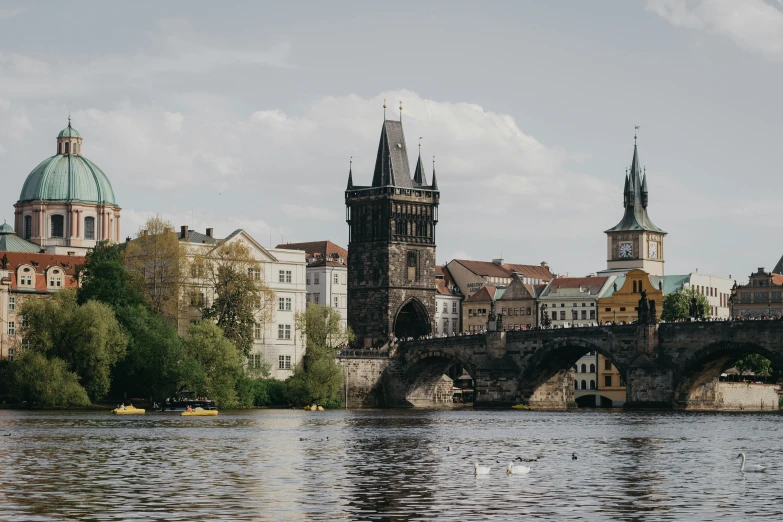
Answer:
[
  {"left": 84, "top": 217, "right": 95, "bottom": 240},
  {"left": 64, "top": 142, "right": 70, "bottom": 154},
  {"left": 590, "top": 380, "right": 596, "bottom": 390},
  {"left": 24, "top": 215, "right": 32, "bottom": 239},
  {"left": 580, "top": 364, "right": 587, "bottom": 373},
  {"left": 49, "top": 268, "right": 63, "bottom": 289},
  {"left": 574, "top": 381, "right": 579, "bottom": 390},
  {"left": 633, "top": 280, "right": 637, "bottom": 293},
  {"left": 590, "top": 363, "right": 596, "bottom": 373},
  {"left": 50, "top": 215, "right": 64, "bottom": 238},
  {"left": 581, "top": 380, "right": 587, "bottom": 390},
  {"left": 638, "top": 280, "right": 643, "bottom": 292}
]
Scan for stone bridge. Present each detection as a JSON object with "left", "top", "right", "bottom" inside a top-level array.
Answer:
[{"left": 338, "top": 321, "right": 783, "bottom": 409}]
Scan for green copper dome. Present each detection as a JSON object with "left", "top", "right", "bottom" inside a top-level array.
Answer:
[
  {"left": 58, "top": 124, "right": 81, "bottom": 138},
  {"left": 18, "top": 154, "right": 117, "bottom": 206}
]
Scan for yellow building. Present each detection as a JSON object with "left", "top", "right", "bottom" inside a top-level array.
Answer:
[
  {"left": 598, "top": 269, "right": 663, "bottom": 324},
  {"left": 597, "top": 354, "right": 626, "bottom": 407}
]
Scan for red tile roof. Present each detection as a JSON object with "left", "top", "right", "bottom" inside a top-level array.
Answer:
[
  {"left": 452, "top": 259, "right": 553, "bottom": 281},
  {"left": 541, "top": 276, "right": 608, "bottom": 297},
  {"left": 773, "top": 274, "right": 783, "bottom": 286},
  {"left": 465, "top": 285, "right": 501, "bottom": 302},
  {"left": 276, "top": 240, "right": 348, "bottom": 267},
  {"left": 1, "top": 251, "right": 82, "bottom": 292},
  {"left": 436, "top": 265, "right": 461, "bottom": 296}
]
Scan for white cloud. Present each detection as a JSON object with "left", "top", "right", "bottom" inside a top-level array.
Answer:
[
  {"left": 280, "top": 204, "right": 342, "bottom": 221},
  {"left": 647, "top": 0, "right": 783, "bottom": 58},
  {"left": 163, "top": 112, "right": 184, "bottom": 133},
  {"left": 0, "top": 7, "right": 23, "bottom": 20}
]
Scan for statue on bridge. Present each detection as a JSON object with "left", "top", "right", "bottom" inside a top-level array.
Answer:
[
  {"left": 637, "top": 289, "right": 658, "bottom": 325},
  {"left": 688, "top": 295, "right": 704, "bottom": 320}
]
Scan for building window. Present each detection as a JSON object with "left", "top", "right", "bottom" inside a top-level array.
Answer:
[
  {"left": 24, "top": 215, "right": 32, "bottom": 239},
  {"left": 590, "top": 380, "right": 596, "bottom": 390},
  {"left": 253, "top": 322, "right": 261, "bottom": 339},
  {"left": 333, "top": 273, "right": 339, "bottom": 284},
  {"left": 278, "top": 324, "right": 291, "bottom": 340},
  {"left": 604, "top": 375, "right": 613, "bottom": 387},
  {"left": 7, "top": 322, "right": 15, "bottom": 336},
  {"left": 451, "top": 318, "right": 457, "bottom": 333},
  {"left": 278, "top": 297, "right": 292, "bottom": 311},
  {"left": 306, "top": 293, "right": 311, "bottom": 302},
  {"left": 452, "top": 302, "right": 457, "bottom": 314},
  {"left": 590, "top": 310, "right": 596, "bottom": 320},
  {"left": 581, "top": 310, "right": 587, "bottom": 320},
  {"left": 248, "top": 268, "right": 261, "bottom": 280},
  {"left": 51, "top": 215, "right": 64, "bottom": 238},
  {"left": 279, "top": 270, "right": 292, "bottom": 283},
  {"left": 442, "top": 319, "right": 448, "bottom": 333},
  {"left": 49, "top": 269, "right": 63, "bottom": 289},
  {"left": 559, "top": 311, "right": 566, "bottom": 320},
  {"left": 333, "top": 296, "right": 339, "bottom": 308},
  {"left": 248, "top": 354, "right": 262, "bottom": 369},
  {"left": 278, "top": 355, "right": 292, "bottom": 369},
  {"left": 7, "top": 348, "right": 15, "bottom": 362},
  {"left": 8, "top": 297, "right": 15, "bottom": 311},
  {"left": 575, "top": 381, "right": 579, "bottom": 390},
  {"left": 580, "top": 364, "right": 586, "bottom": 373},
  {"left": 314, "top": 273, "right": 320, "bottom": 284},
  {"left": 443, "top": 303, "right": 448, "bottom": 313},
  {"left": 84, "top": 217, "right": 95, "bottom": 240},
  {"left": 590, "top": 363, "right": 595, "bottom": 373},
  {"left": 313, "top": 293, "right": 320, "bottom": 304},
  {"left": 605, "top": 359, "right": 612, "bottom": 370},
  {"left": 581, "top": 380, "right": 587, "bottom": 390},
  {"left": 306, "top": 277, "right": 310, "bottom": 285}
]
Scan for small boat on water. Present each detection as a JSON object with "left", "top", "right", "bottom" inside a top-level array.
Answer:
[
  {"left": 112, "top": 405, "right": 145, "bottom": 415},
  {"left": 181, "top": 407, "right": 218, "bottom": 417},
  {"left": 157, "top": 391, "right": 217, "bottom": 413}
]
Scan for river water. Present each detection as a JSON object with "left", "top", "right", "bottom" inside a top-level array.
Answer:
[{"left": 0, "top": 409, "right": 780, "bottom": 521}]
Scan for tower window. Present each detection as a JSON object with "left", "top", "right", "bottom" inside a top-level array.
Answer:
[
  {"left": 64, "top": 142, "right": 70, "bottom": 154},
  {"left": 24, "top": 215, "right": 32, "bottom": 239},
  {"left": 51, "top": 215, "right": 64, "bottom": 238},
  {"left": 84, "top": 217, "right": 95, "bottom": 240}
]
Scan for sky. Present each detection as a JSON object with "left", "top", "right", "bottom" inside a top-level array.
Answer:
[{"left": 1, "top": 0, "right": 782, "bottom": 283}]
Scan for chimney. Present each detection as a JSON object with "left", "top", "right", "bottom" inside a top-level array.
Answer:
[
  {"left": 181, "top": 225, "right": 188, "bottom": 239},
  {"left": 206, "top": 228, "right": 213, "bottom": 238},
  {"left": 492, "top": 258, "right": 504, "bottom": 265}
]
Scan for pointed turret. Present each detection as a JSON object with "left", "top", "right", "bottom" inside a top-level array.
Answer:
[
  {"left": 370, "top": 119, "right": 413, "bottom": 188},
  {"left": 605, "top": 136, "right": 665, "bottom": 234},
  {"left": 413, "top": 151, "right": 427, "bottom": 186},
  {"left": 431, "top": 164, "right": 438, "bottom": 190},
  {"left": 347, "top": 163, "right": 353, "bottom": 190}
]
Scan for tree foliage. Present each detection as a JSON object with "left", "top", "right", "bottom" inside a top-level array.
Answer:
[
  {"left": 195, "top": 240, "right": 275, "bottom": 356},
  {"left": 77, "top": 241, "right": 148, "bottom": 309},
  {"left": 12, "top": 351, "right": 90, "bottom": 407},
  {"left": 181, "top": 321, "right": 245, "bottom": 408},
  {"left": 734, "top": 354, "right": 773, "bottom": 377},
  {"left": 21, "top": 291, "right": 127, "bottom": 401},
  {"left": 286, "top": 304, "right": 353, "bottom": 406},
  {"left": 123, "top": 215, "right": 190, "bottom": 325},
  {"left": 661, "top": 288, "right": 711, "bottom": 322}
]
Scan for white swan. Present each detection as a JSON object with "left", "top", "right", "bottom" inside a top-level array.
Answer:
[
  {"left": 474, "top": 463, "right": 491, "bottom": 475},
  {"left": 737, "top": 453, "right": 767, "bottom": 473},
  {"left": 506, "top": 462, "right": 530, "bottom": 475}
]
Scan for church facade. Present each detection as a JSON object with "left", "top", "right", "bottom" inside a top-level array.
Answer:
[{"left": 345, "top": 115, "right": 439, "bottom": 346}]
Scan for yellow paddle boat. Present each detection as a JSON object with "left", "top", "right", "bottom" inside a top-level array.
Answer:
[
  {"left": 112, "top": 405, "right": 145, "bottom": 415},
  {"left": 511, "top": 404, "right": 531, "bottom": 410},
  {"left": 181, "top": 407, "right": 218, "bottom": 417}
]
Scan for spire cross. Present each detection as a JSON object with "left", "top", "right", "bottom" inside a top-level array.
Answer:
[
  {"left": 383, "top": 98, "right": 387, "bottom": 119},
  {"left": 350, "top": 155, "right": 353, "bottom": 168},
  {"left": 418, "top": 137, "right": 422, "bottom": 153},
  {"left": 634, "top": 125, "right": 640, "bottom": 144},
  {"left": 432, "top": 155, "right": 435, "bottom": 170}
]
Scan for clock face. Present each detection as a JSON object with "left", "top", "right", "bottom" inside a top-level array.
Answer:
[
  {"left": 619, "top": 242, "right": 633, "bottom": 258},
  {"left": 649, "top": 242, "right": 658, "bottom": 259}
]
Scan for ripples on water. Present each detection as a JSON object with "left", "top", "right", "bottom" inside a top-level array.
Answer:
[{"left": 0, "top": 409, "right": 781, "bottom": 521}]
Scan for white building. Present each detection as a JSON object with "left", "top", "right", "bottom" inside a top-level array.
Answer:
[
  {"left": 276, "top": 241, "right": 348, "bottom": 329},
  {"left": 661, "top": 272, "right": 735, "bottom": 320},
  {"left": 435, "top": 265, "right": 462, "bottom": 335},
  {"left": 538, "top": 276, "right": 612, "bottom": 328},
  {"left": 179, "top": 227, "right": 307, "bottom": 380},
  {"left": 573, "top": 352, "right": 598, "bottom": 401}
]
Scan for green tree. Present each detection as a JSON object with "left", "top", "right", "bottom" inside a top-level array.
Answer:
[
  {"left": 734, "top": 354, "right": 773, "bottom": 377},
  {"left": 77, "top": 241, "right": 148, "bottom": 309},
  {"left": 286, "top": 304, "right": 353, "bottom": 407},
  {"left": 195, "top": 241, "right": 275, "bottom": 356},
  {"left": 182, "top": 321, "right": 245, "bottom": 408},
  {"left": 21, "top": 291, "right": 128, "bottom": 401},
  {"left": 661, "top": 288, "right": 711, "bottom": 322},
  {"left": 12, "top": 351, "right": 90, "bottom": 407}
]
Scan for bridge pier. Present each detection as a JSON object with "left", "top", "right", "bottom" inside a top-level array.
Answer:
[{"left": 624, "top": 366, "right": 674, "bottom": 409}]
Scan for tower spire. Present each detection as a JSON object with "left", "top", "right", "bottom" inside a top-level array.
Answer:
[
  {"left": 413, "top": 137, "right": 426, "bottom": 185},
  {"left": 347, "top": 156, "right": 353, "bottom": 189},
  {"left": 431, "top": 156, "right": 438, "bottom": 190}
]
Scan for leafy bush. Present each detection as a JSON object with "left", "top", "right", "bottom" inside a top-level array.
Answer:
[{"left": 12, "top": 352, "right": 90, "bottom": 407}]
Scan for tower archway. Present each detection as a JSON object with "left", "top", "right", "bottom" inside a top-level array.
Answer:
[{"left": 393, "top": 298, "right": 431, "bottom": 339}]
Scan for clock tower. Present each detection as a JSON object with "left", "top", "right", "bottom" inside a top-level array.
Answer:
[{"left": 604, "top": 135, "right": 666, "bottom": 276}]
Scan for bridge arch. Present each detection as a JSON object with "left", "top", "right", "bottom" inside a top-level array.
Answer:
[
  {"left": 393, "top": 298, "right": 431, "bottom": 340},
  {"left": 520, "top": 337, "right": 625, "bottom": 407},
  {"left": 673, "top": 340, "right": 783, "bottom": 406},
  {"left": 403, "top": 349, "right": 475, "bottom": 407}
]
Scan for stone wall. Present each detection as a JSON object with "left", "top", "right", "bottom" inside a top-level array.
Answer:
[
  {"left": 339, "top": 357, "right": 394, "bottom": 408},
  {"left": 684, "top": 380, "right": 781, "bottom": 411}
]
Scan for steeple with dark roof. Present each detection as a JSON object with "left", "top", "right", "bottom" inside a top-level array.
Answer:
[
  {"left": 346, "top": 159, "right": 353, "bottom": 190},
  {"left": 371, "top": 120, "right": 414, "bottom": 188},
  {"left": 413, "top": 149, "right": 427, "bottom": 186},
  {"left": 431, "top": 159, "right": 438, "bottom": 190},
  {"left": 605, "top": 138, "right": 665, "bottom": 234}
]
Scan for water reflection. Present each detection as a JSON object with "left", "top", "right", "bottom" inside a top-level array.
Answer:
[{"left": 0, "top": 409, "right": 781, "bottom": 520}]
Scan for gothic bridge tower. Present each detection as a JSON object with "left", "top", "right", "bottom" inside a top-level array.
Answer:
[{"left": 345, "top": 113, "right": 439, "bottom": 346}]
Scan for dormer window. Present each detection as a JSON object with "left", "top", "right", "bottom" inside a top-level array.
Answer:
[{"left": 49, "top": 269, "right": 63, "bottom": 289}]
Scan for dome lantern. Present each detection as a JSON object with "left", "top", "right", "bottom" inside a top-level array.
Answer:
[{"left": 56, "top": 117, "right": 83, "bottom": 155}]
